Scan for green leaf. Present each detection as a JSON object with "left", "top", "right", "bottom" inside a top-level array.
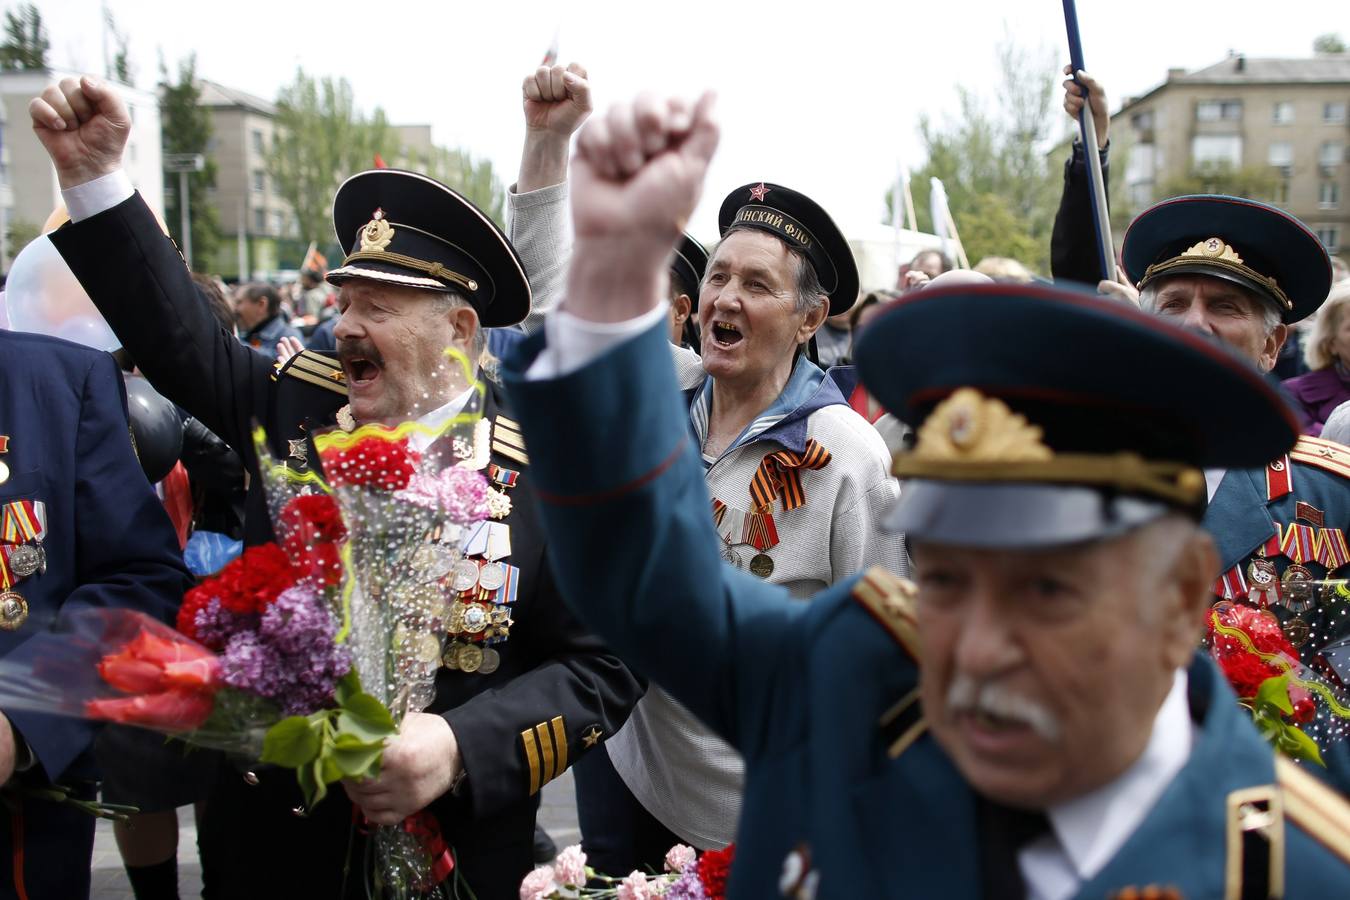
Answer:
[
  {"left": 308, "top": 757, "right": 328, "bottom": 807},
  {"left": 1279, "top": 724, "right": 1327, "bottom": 767},
  {"left": 331, "top": 743, "right": 384, "bottom": 779},
  {"left": 296, "top": 758, "right": 320, "bottom": 810},
  {"left": 338, "top": 693, "right": 397, "bottom": 743},
  {"left": 334, "top": 670, "right": 362, "bottom": 706},
  {"left": 261, "top": 717, "right": 322, "bottom": 768},
  {"left": 1255, "top": 675, "right": 1294, "bottom": 716}
]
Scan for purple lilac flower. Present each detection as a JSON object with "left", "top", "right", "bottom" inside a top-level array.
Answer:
[
  {"left": 662, "top": 869, "right": 709, "bottom": 900},
  {"left": 193, "top": 597, "right": 254, "bottom": 649},
  {"left": 219, "top": 584, "right": 351, "bottom": 715}
]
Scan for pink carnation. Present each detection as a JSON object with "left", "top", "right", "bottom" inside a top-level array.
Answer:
[
  {"left": 397, "top": 467, "right": 492, "bottom": 524},
  {"left": 617, "top": 872, "right": 658, "bottom": 900},
  {"left": 665, "top": 844, "right": 698, "bottom": 873},
  {"left": 553, "top": 844, "right": 588, "bottom": 888},
  {"left": 519, "top": 864, "right": 558, "bottom": 900}
]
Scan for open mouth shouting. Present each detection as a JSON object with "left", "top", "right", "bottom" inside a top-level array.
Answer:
[
  {"left": 338, "top": 343, "right": 386, "bottom": 393},
  {"left": 711, "top": 321, "right": 743, "bottom": 348}
]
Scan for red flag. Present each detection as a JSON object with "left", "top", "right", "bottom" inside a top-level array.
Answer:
[
  {"left": 373, "top": 153, "right": 388, "bottom": 169},
  {"left": 540, "top": 31, "right": 558, "bottom": 66},
  {"left": 301, "top": 242, "right": 328, "bottom": 273}
]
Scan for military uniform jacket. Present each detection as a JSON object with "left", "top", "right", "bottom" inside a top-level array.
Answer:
[
  {"left": 50, "top": 191, "right": 642, "bottom": 896},
  {"left": 502, "top": 320, "right": 1350, "bottom": 898}
]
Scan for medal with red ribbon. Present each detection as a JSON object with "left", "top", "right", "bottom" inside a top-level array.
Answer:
[{"left": 749, "top": 439, "right": 831, "bottom": 514}]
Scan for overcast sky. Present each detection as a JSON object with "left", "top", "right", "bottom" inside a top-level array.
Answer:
[{"left": 33, "top": 0, "right": 1343, "bottom": 238}]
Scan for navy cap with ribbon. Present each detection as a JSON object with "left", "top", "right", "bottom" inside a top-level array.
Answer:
[{"left": 854, "top": 282, "right": 1300, "bottom": 548}]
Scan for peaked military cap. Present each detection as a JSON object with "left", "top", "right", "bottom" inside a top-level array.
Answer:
[
  {"left": 718, "top": 182, "right": 859, "bottom": 316},
  {"left": 669, "top": 233, "right": 709, "bottom": 306},
  {"left": 854, "top": 282, "right": 1301, "bottom": 548},
  {"left": 327, "top": 169, "right": 531, "bottom": 328},
  {"left": 1122, "top": 194, "right": 1331, "bottom": 324}
]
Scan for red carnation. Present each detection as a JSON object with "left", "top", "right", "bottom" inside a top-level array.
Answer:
[
  {"left": 280, "top": 494, "right": 347, "bottom": 585},
  {"left": 697, "top": 844, "right": 736, "bottom": 900},
  {"left": 176, "top": 544, "right": 299, "bottom": 644},
  {"left": 321, "top": 437, "right": 418, "bottom": 491}
]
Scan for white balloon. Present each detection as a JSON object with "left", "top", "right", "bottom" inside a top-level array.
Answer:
[{"left": 6, "top": 235, "right": 118, "bottom": 350}]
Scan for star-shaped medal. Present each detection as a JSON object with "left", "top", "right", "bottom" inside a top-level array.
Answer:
[
  {"left": 288, "top": 439, "right": 308, "bottom": 463},
  {"left": 749, "top": 182, "right": 770, "bottom": 202},
  {"left": 583, "top": 726, "right": 604, "bottom": 748}
]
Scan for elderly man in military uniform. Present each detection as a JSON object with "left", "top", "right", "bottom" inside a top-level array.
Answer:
[
  {"left": 0, "top": 328, "right": 190, "bottom": 900},
  {"left": 493, "top": 92, "right": 1350, "bottom": 897},
  {"left": 28, "top": 75, "right": 641, "bottom": 899}
]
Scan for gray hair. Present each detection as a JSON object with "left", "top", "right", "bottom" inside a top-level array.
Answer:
[
  {"left": 427, "top": 290, "right": 489, "bottom": 369},
  {"left": 1138, "top": 278, "right": 1281, "bottom": 336},
  {"left": 713, "top": 223, "right": 829, "bottom": 316}
]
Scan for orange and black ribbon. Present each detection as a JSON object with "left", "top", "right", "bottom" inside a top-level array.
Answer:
[{"left": 749, "top": 440, "right": 831, "bottom": 513}]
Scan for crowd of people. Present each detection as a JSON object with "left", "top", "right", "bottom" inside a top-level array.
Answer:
[{"left": 0, "top": 51, "right": 1349, "bottom": 900}]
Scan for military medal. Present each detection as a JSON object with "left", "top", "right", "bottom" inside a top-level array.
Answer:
[
  {"left": 0, "top": 460, "right": 8, "bottom": 486},
  {"left": 442, "top": 642, "right": 461, "bottom": 670},
  {"left": 414, "top": 544, "right": 458, "bottom": 581},
  {"left": 477, "top": 647, "right": 501, "bottom": 675},
  {"left": 461, "top": 603, "right": 489, "bottom": 635},
  {"left": 478, "top": 562, "right": 506, "bottom": 592},
  {"left": 1246, "top": 557, "right": 1279, "bottom": 609},
  {"left": 1283, "top": 616, "right": 1312, "bottom": 648},
  {"left": 417, "top": 632, "right": 443, "bottom": 664},
  {"left": 749, "top": 553, "right": 775, "bottom": 579},
  {"left": 1280, "top": 565, "right": 1316, "bottom": 613},
  {"left": 0, "top": 591, "right": 27, "bottom": 630},
  {"left": 720, "top": 536, "right": 741, "bottom": 568},
  {"left": 451, "top": 560, "right": 481, "bottom": 593},
  {"left": 457, "top": 643, "right": 484, "bottom": 673},
  {"left": 7, "top": 543, "right": 44, "bottom": 579}
]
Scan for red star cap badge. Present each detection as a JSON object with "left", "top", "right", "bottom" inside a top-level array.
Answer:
[{"left": 748, "top": 183, "right": 770, "bottom": 202}]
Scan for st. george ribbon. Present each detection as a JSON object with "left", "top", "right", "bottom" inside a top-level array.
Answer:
[{"left": 1063, "top": 0, "right": 1115, "bottom": 283}]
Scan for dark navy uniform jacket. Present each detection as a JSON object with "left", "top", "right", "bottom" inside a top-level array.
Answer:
[
  {"left": 0, "top": 330, "right": 189, "bottom": 900},
  {"left": 502, "top": 320, "right": 1350, "bottom": 898},
  {"left": 50, "top": 192, "right": 642, "bottom": 899}
]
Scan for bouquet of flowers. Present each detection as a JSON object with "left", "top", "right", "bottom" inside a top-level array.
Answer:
[
  {"left": 519, "top": 844, "right": 737, "bottom": 900},
  {"left": 1207, "top": 600, "right": 1350, "bottom": 764},
  {"left": 0, "top": 351, "right": 495, "bottom": 898}
]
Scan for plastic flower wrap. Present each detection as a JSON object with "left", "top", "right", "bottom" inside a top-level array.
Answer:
[
  {"left": 517, "top": 844, "right": 735, "bottom": 900},
  {"left": 1208, "top": 600, "right": 1350, "bottom": 764}
]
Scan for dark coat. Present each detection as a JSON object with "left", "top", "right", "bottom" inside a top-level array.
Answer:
[
  {"left": 0, "top": 330, "right": 190, "bottom": 900},
  {"left": 51, "top": 192, "right": 642, "bottom": 899}
]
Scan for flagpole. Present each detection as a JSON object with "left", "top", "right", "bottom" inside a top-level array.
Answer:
[{"left": 1063, "top": 0, "right": 1114, "bottom": 283}]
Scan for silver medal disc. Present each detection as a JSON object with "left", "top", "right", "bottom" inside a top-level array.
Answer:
[
  {"left": 451, "top": 560, "right": 481, "bottom": 593},
  {"left": 478, "top": 562, "right": 507, "bottom": 592},
  {"left": 8, "top": 544, "right": 43, "bottom": 579},
  {"left": 478, "top": 647, "right": 501, "bottom": 675}
]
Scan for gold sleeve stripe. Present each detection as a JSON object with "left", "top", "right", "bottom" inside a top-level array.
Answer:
[
  {"left": 290, "top": 352, "right": 344, "bottom": 377},
  {"left": 495, "top": 416, "right": 524, "bottom": 433},
  {"left": 1276, "top": 757, "right": 1350, "bottom": 863},
  {"left": 535, "top": 723, "right": 556, "bottom": 787},
  {"left": 549, "top": 716, "right": 568, "bottom": 780},
  {"left": 852, "top": 567, "right": 921, "bottom": 660},
  {"left": 284, "top": 367, "right": 350, "bottom": 397},
  {"left": 493, "top": 426, "right": 527, "bottom": 452},
  {"left": 879, "top": 688, "right": 920, "bottom": 729},
  {"left": 492, "top": 440, "right": 530, "bottom": 466},
  {"left": 887, "top": 718, "right": 928, "bottom": 759},
  {"left": 521, "top": 727, "right": 542, "bottom": 796}
]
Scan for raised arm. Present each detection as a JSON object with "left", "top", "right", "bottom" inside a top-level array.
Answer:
[
  {"left": 1050, "top": 67, "right": 1116, "bottom": 288},
  {"left": 32, "top": 76, "right": 272, "bottom": 451}
]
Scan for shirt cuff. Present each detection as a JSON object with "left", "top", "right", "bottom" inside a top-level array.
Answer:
[
  {"left": 62, "top": 170, "right": 134, "bottom": 222},
  {"left": 526, "top": 302, "right": 670, "bottom": 380}
]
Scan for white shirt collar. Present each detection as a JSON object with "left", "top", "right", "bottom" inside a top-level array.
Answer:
[
  {"left": 406, "top": 387, "right": 476, "bottom": 454},
  {"left": 1021, "top": 669, "right": 1193, "bottom": 899},
  {"left": 1204, "top": 468, "right": 1227, "bottom": 503}
]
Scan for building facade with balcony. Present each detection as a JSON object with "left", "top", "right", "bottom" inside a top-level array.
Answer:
[{"left": 1116, "top": 54, "right": 1350, "bottom": 261}]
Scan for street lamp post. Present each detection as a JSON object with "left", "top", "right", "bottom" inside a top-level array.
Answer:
[{"left": 163, "top": 153, "right": 206, "bottom": 268}]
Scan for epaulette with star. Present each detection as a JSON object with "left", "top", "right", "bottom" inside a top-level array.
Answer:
[
  {"left": 852, "top": 567, "right": 920, "bottom": 662},
  {"left": 1291, "top": 436, "right": 1350, "bottom": 481},
  {"left": 274, "top": 350, "right": 348, "bottom": 397},
  {"left": 491, "top": 415, "right": 529, "bottom": 467}
]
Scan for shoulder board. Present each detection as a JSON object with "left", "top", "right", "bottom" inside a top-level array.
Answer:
[
  {"left": 491, "top": 416, "right": 529, "bottom": 466},
  {"left": 851, "top": 567, "right": 920, "bottom": 662},
  {"left": 1290, "top": 436, "right": 1350, "bottom": 481},
  {"left": 277, "top": 350, "right": 348, "bottom": 398},
  {"left": 1276, "top": 756, "right": 1350, "bottom": 865}
]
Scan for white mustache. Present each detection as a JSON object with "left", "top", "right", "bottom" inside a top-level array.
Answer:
[{"left": 946, "top": 673, "right": 1062, "bottom": 742}]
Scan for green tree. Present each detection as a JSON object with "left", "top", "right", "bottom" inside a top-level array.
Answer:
[
  {"left": 406, "top": 145, "right": 505, "bottom": 229},
  {"left": 885, "top": 33, "right": 1059, "bottom": 273},
  {"left": 1313, "top": 33, "right": 1346, "bottom": 54},
  {"left": 159, "top": 54, "right": 221, "bottom": 269},
  {"left": 6, "top": 216, "right": 39, "bottom": 260},
  {"left": 106, "top": 11, "right": 132, "bottom": 84},
  {"left": 268, "top": 70, "right": 396, "bottom": 247},
  {"left": 1159, "top": 163, "right": 1279, "bottom": 203},
  {"left": 0, "top": 3, "right": 48, "bottom": 71}
]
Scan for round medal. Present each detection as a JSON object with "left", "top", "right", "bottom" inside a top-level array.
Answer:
[
  {"left": 478, "top": 562, "right": 507, "bottom": 592},
  {"left": 0, "top": 591, "right": 27, "bottom": 630},
  {"left": 418, "top": 633, "right": 443, "bottom": 664},
  {"left": 458, "top": 644, "right": 484, "bottom": 674},
  {"left": 478, "top": 647, "right": 501, "bottom": 675},
  {"left": 1281, "top": 565, "right": 1315, "bottom": 611},
  {"left": 414, "top": 544, "right": 458, "bottom": 581},
  {"left": 749, "top": 553, "right": 775, "bottom": 579},
  {"left": 451, "top": 560, "right": 481, "bottom": 593},
  {"left": 461, "top": 604, "right": 489, "bottom": 635},
  {"left": 1283, "top": 616, "right": 1312, "bottom": 648},
  {"left": 1246, "top": 557, "right": 1277, "bottom": 587},
  {"left": 7, "top": 543, "right": 43, "bottom": 579},
  {"left": 442, "top": 642, "right": 461, "bottom": 670}
]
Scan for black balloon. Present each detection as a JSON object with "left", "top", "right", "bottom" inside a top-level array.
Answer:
[{"left": 122, "top": 374, "right": 183, "bottom": 483}]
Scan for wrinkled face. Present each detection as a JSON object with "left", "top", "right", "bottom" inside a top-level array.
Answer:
[
  {"left": 912, "top": 521, "right": 1206, "bottom": 808},
  {"left": 332, "top": 280, "right": 473, "bottom": 426},
  {"left": 233, "top": 291, "right": 267, "bottom": 330},
  {"left": 1150, "top": 275, "right": 1286, "bottom": 372},
  {"left": 1330, "top": 306, "right": 1350, "bottom": 365},
  {"left": 699, "top": 230, "right": 823, "bottom": 388}
]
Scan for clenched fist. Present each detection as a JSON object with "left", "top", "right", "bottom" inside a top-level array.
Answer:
[{"left": 29, "top": 76, "right": 130, "bottom": 190}]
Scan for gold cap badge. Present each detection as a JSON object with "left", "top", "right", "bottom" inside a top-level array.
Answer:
[{"left": 359, "top": 209, "right": 395, "bottom": 253}]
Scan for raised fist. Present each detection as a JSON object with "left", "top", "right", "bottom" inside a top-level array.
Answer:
[
  {"left": 29, "top": 76, "right": 131, "bottom": 189},
  {"left": 1062, "top": 65, "right": 1109, "bottom": 150},
  {"left": 523, "top": 62, "right": 593, "bottom": 139}
]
